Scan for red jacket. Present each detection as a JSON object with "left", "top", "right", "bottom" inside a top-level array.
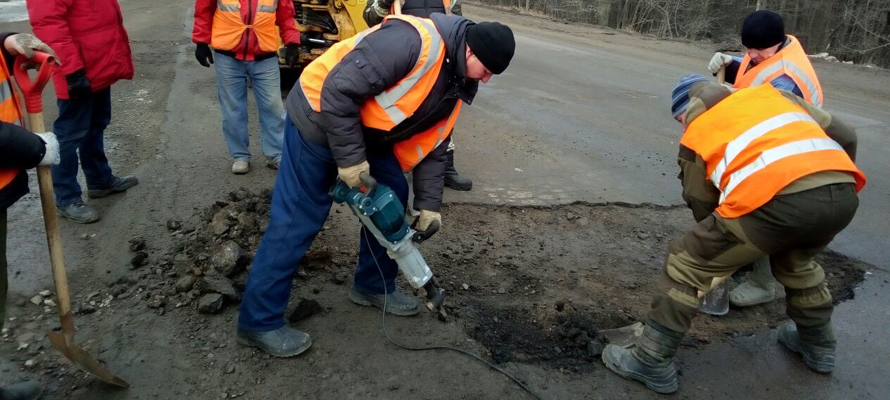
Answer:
[
  {"left": 192, "top": 0, "right": 300, "bottom": 61},
  {"left": 27, "top": 0, "right": 134, "bottom": 100}
]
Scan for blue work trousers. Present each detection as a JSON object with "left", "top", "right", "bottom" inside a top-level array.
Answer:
[
  {"left": 51, "top": 88, "right": 116, "bottom": 207},
  {"left": 238, "top": 120, "right": 405, "bottom": 332},
  {"left": 214, "top": 52, "right": 284, "bottom": 162}
]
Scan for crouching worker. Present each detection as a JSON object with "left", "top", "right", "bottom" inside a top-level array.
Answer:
[
  {"left": 602, "top": 75, "right": 866, "bottom": 394},
  {"left": 235, "top": 14, "right": 515, "bottom": 357}
]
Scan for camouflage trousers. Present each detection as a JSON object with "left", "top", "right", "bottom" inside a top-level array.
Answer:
[{"left": 650, "top": 183, "right": 859, "bottom": 333}]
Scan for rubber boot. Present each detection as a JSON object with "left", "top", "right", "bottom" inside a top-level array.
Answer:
[
  {"left": 778, "top": 321, "right": 836, "bottom": 373},
  {"left": 602, "top": 320, "right": 684, "bottom": 394},
  {"left": 729, "top": 257, "right": 775, "bottom": 307},
  {"left": 444, "top": 151, "right": 472, "bottom": 191}
]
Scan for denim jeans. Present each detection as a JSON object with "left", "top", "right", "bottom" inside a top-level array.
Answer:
[
  {"left": 52, "top": 88, "right": 116, "bottom": 207},
  {"left": 237, "top": 121, "right": 404, "bottom": 332},
  {"left": 214, "top": 52, "right": 284, "bottom": 162}
]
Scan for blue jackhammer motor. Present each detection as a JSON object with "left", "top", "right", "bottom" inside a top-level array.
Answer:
[{"left": 330, "top": 174, "right": 446, "bottom": 312}]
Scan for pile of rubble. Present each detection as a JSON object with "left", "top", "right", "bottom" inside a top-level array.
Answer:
[{"left": 127, "top": 187, "right": 272, "bottom": 316}]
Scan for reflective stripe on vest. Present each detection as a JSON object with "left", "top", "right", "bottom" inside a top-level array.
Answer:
[
  {"left": 300, "top": 15, "right": 445, "bottom": 128},
  {"left": 365, "top": 16, "right": 443, "bottom": 128},
  {"left": 734, "top": 35, "right": 823, "bottom": 107},
  {"left": 211, "top": 0, "right": 279, "bottom": 53},
  {"left": 681, "top": 85, "right": 865, "bottom": 218},
  {"left": 0, "top": 51, "right": 26, "bottom": 191},
  {"left": 299, "top": 15, "right": 459, "bottom": 171}
]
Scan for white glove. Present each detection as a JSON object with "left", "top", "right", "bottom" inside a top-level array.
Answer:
[
  {"left": 337, "top": 160, "right": 370, "bottom": 188},
  {"left": 415, "top": 210, "right": 441, "bottom": 232},
  {"left": 708, "top": 52, "right": 733, "bottom": 74},
  {"left": 36, "top": 132, "right": 60, "bottom": 166}
]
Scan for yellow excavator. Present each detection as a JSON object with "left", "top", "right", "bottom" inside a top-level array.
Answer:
[{"left": 277, "top": 0, "right": 369, "bottom": 74}]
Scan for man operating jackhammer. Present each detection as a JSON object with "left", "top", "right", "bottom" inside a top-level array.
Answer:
[
  {"left": 707, "top": 9, "right": 826, "bottom": 307},
  {"left": 602, "top": 74, "right": 865, "bottom": 394},
  {"left": 234, "top": 13, "right": 515, "bottom": 357}
]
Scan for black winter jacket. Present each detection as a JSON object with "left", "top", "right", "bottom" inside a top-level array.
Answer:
[
  {"left": 0, "top": 122, "right": 46, "bottom": 210},
  {"left": 285, "top": 14, "right": 478, "bottom": 212}
]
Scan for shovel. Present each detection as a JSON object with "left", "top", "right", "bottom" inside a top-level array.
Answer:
[{"left": 14, "top": 52, "right": 129, "bottom": 388}]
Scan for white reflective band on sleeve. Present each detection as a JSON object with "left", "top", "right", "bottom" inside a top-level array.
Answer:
[
  {"left": 374, "top": 18, "right": 443, "bottom": 125},
  {"left": 710, "top": 112, "right": 817, "bottom": 187},
  {"left": 750, "top": 59, "right": 821, "bottom": 106},
  {"left": 217, "top": 0, "right": 240, "bottom": 12},
  {"left": 718, "top": 138, "right": 844, "bottom": 203}
]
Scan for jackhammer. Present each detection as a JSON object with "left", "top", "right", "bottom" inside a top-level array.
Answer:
[{"left": 330, "top": 173, "right": 447, "bottom": 313}]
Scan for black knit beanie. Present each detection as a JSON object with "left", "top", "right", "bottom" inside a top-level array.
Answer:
[
  {"left": 466, "top": 22, "right": 515, "bottom": 75},
  {"left": 741, "top": 10, "right": 785, "bottom": 49}
]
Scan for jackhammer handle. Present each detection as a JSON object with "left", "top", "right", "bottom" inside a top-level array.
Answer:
[{"left": 412, "top": 219, "right": 440, "bottom": 243}]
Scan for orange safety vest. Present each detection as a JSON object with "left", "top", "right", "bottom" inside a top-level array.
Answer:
[
  {"left": 734, "top": 35, "right": 824, "bottom": 107},
  {"left": 391, "top": 0, "right": 455, "bottom": 15},
  {"left": 681, "top": 85, "right": 865, "bottom": 219},
  {"left": 0, "top": 51, "right": 26, "bottom": 191},
  {"left": 211, "top": 0, "right": 279, "bottom": 53},
  {"left": 300, "top": 15, "right": 463, "bottom": 172}
]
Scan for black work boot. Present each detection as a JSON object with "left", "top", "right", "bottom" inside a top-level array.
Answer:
[
  {"left": 0, "top": 380, "right": 42, "bottom": 400},
  {"left": 236, "top": 325, "right": 312, "bottom": 357},
  {"left": 778, "top": 322, "right": 836, "bottom": 373},
  {"left": 602, "top": 321, "right": 683, "bottom": 394},
  {"left": 444, "top": 151, "right": 472, "bottom": 191}
]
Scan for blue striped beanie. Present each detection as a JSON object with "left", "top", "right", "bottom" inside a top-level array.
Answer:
[{"left": 671, "top": 74, "right": 710, "bottom": 119}]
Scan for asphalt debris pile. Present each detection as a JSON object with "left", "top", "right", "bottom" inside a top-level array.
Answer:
[{"left": 121, "top": 188, "right": 360, "bottom": 320}]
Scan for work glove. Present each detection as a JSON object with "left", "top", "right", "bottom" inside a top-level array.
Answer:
[
  {"left": 195, "top": 43, "right": 214, "bottom": 67},
  {"left": 414, "top": 210, "right": 441, "bottom": 234},
  {"left": 66, "top": 69, "right": 91, "bottom": 99},
  {"left": 35, "top": 132, "right": 60, "bottom": 166},
  {"left": 708, "top": 52, "right": 734, "bottom": 74},
  {"left": 4, "top": 33, "right": 58, "bottom": 62},
  {"left": 284, "top": 43, "right": 300, "bottom": 67},
  {"left": 338, "top": 160, "right": 370, "bottom": 188}
]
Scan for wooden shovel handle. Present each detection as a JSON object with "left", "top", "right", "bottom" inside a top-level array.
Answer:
[{"left": 28, "top": 112, "right": 76, "bottom": 339}]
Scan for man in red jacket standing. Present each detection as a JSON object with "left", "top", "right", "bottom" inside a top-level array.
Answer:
[
  {"left": 193, "top": 0, "right": 301, "bottom": 174},
  {"left": 27, "top": 0, "right": 139, "bottom": 224}
]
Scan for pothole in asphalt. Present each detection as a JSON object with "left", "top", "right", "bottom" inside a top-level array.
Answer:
[{"left": 138, "top": 190, "right": 869, "bottom": 373}]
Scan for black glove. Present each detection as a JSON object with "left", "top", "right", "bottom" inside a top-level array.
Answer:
[
  {"left": 195, "top": 43, "right": 214, "bottom": 67},
  {"left": 383, "top": 0, "right": 396, "bottom": 5},
  {"left": 66, "top": 70, "right": 91, "bottom": 99},
  {"left": 284, "top": 43, "right": 300, "bottom": 67}
]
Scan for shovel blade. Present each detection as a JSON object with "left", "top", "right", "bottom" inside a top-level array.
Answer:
[
  {"left": 47, "top": 330, "right": 130, "bottom": 388},
  {"left": 699, "top": 279, "right": 730, "bottom": 316}
]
